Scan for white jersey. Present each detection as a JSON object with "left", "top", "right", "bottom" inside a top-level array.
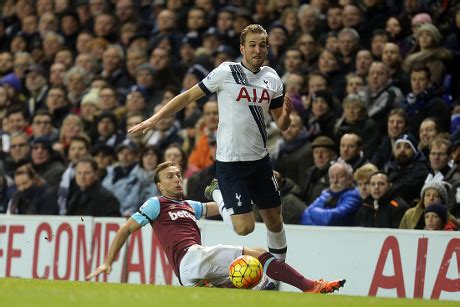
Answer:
[{"left": 199, "top": 61, "right": 284, "bottom": 162}]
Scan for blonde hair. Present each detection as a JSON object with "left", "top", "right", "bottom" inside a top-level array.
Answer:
[
  {"left": 353, "top": 163, "right": 378, "bottom": 183},
  {"left": 240, "top": 24, "right": 268, "bottom": 45},
  {"left": 59, "top": 114, "right": 84, "bottom": 142}
]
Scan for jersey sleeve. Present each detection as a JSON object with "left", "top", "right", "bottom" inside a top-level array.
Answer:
[
  {"left": 186, "top": 200, "right": 204, "bottom": 220},
  {"left": 199, "top": 64, "right": 227, "bottom": 94},
  {"left": 269, "top": 79, "right": 284, "bottom": 110},
  {"left": 131, "top": 197, "right": 161, "bottom": 226}
]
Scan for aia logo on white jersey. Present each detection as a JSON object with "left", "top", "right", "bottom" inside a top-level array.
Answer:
[
  {"left": 169, "top": 210, "right": 197, "bottom": 222},
  {"left": 236, "top": 87, "right": 270, "bottom": 104}
]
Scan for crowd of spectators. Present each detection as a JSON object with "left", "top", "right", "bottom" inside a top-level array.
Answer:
[{"left": 0, "top": 0, "right": 459, "bottom": 231}]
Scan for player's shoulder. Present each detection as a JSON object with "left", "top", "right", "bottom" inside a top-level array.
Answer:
[
  {"left": 138, "top": 197, "right": 161, "bottom": 220},
  {"left": 205, "top": 62, "right": 236, "bottom": 81},
  {"left": 217, "top": 61, "right": 240, "bottom": 70},
  {"left": 140, "top": 196, "right": 161, "bottom": 209},
  {"left": 260, "top": 65, "right": 281, "bottom": 77},
  {"left": 260, "top": 66, "right": 283, "bottom": 88}
]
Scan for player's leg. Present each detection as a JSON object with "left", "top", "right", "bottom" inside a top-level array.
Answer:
[
  {"left": 205, "top": 179, "right": 235, "bottom": 230},
  {"left": 244, "top": 248, "right": 346, "bottom": 293},
  {"left": 230, "top": 212, "right": 255, "bottom": 235},
  {"left": 211, "top": 160, "right": 257, "bottom": 235},
  {"left": 251, "top": 156, "right": 287, "bottom": 261},
  {"left": 258, "top": 206, "right": 287, "bottom": 261},
  {"left": 180, "top": 244, "right": 244, "bottom": 287},
  {"left": 205, "top": 181, "right": 256, "bottom": 234},
  {"left": 179, "top": 244, "right": 243, "bottom": 287}
]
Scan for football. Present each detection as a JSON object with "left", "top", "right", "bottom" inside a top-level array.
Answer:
[{"left": 228, "top": 255, "right": 263, "bottom": 289}]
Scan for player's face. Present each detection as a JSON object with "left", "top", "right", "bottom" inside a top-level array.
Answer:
[
  {"left": 157, "top": 166, "right": 183, "bottom": 198},
  {"left": 240, "top": 32, "right": 268, "bottom": 71}
]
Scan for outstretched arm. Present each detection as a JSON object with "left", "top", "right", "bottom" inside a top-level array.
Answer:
[
  {"left": 270, "top": 94, "right": 293, "bottom": 131},
  {"left": 128, "top": 84, "right": 206, "bottom": 135},
  {"left": 86, "top": 218, "right": 142, "bottom": 280}
]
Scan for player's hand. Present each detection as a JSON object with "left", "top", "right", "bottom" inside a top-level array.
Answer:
[
  {"left": 128, "top": 117, "right": 157, "bottom": 135},
  {"left": 283, "top": 94, "right": 293, "bottom": 115},
  {"left": 85, "top": 263, "right": 112, "bottom": 280}
]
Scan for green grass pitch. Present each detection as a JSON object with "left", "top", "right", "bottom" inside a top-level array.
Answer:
[{"left": 0, "top": 278, "right": 457, "bottom": 307}]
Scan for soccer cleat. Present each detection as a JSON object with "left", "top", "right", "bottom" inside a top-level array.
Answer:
[
  {"left": 204, "top": 179, "right": 219, "bottom": 201},
  {"left": 262, "top": 281, "right": 277, "bottom": 291},
  {"left": 304, "top": 279, "right": 346, "bottom": 294},
  {"left": 251, "top": 275, "right": 276, "bottom": 291}
]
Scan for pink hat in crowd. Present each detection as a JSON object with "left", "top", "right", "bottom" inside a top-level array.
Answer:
[{"left": 411, "top": 13, "right": 432, "bottom": 26}]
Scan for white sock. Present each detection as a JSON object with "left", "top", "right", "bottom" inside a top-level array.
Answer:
[
  {"left": 267, "top": 227, "right": 287, "bottom": 262},
  {"left": 212, "top": 189, "right": 234, "bottom": 230}
]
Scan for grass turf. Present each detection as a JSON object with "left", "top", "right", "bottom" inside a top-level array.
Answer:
[{"left": 0, "top": 278, "right": 457, "bottom": 307}]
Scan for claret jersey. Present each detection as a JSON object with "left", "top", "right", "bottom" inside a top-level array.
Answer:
[
  {"left": 199, "top": 62, "right": 284, "bottom": 162},
  {"left": 131, "top": 196, "right": 205, "bottom": 281}
]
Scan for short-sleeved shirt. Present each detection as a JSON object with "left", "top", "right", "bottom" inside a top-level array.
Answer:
[
  {"left": 131, "top": 196, "right": 204, "bottom": 281},
  {"left": 199, "top": 62, "right": 284, "bottom": 162}
]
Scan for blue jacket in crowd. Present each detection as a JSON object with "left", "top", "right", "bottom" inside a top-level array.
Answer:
[{"left": 300, "top": 187, "right": 361, "bottom": 226}]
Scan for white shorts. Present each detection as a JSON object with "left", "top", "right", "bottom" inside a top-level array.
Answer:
[{"left": 179, "top": 244, "right": 243, "bottom": 287}]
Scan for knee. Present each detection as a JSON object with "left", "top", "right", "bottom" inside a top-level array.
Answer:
[
  {"left": 260, "top": 208, "right": 284, "bottom": 232},
  {"left": 265, "top": 218, "right": 284, "bottom": 232},
  {"left": 234, "top": 223, "right": 255, "bottom": 236}
]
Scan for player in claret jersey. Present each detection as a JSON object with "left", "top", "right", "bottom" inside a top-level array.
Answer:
[
  {"left": 86, "top": 161, "right": 345, "bottom": 293},
  {"left": 129, "top": 24, "right": 292, "bottom": 263}
]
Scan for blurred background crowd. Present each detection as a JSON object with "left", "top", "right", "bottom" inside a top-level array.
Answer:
[{"left": 0, "top": 0, "right": 459, "bottom": 231}]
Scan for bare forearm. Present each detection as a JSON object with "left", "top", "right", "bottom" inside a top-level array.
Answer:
[
  {"left": 275, "top": 115, "right": 291, "bottom": 131},
  {"left": 271, "top": 95, "right": 293, "bottom": 131},
  {"left": 129, "top": 85, "right": 205, "bottom": 135},
  {"left": 150, "top": 85, "right": 204, "bottom": 120},
  {"left": 104, "top": 226, "right": 131, "bottom": 265},
  {"left": 152, "top": 92, "right": 190, "bottom": 119}
]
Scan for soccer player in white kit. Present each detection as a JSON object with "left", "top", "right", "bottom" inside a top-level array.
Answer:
[{"left": 129, "top": 24, "right": 292, "bottom": 262}]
